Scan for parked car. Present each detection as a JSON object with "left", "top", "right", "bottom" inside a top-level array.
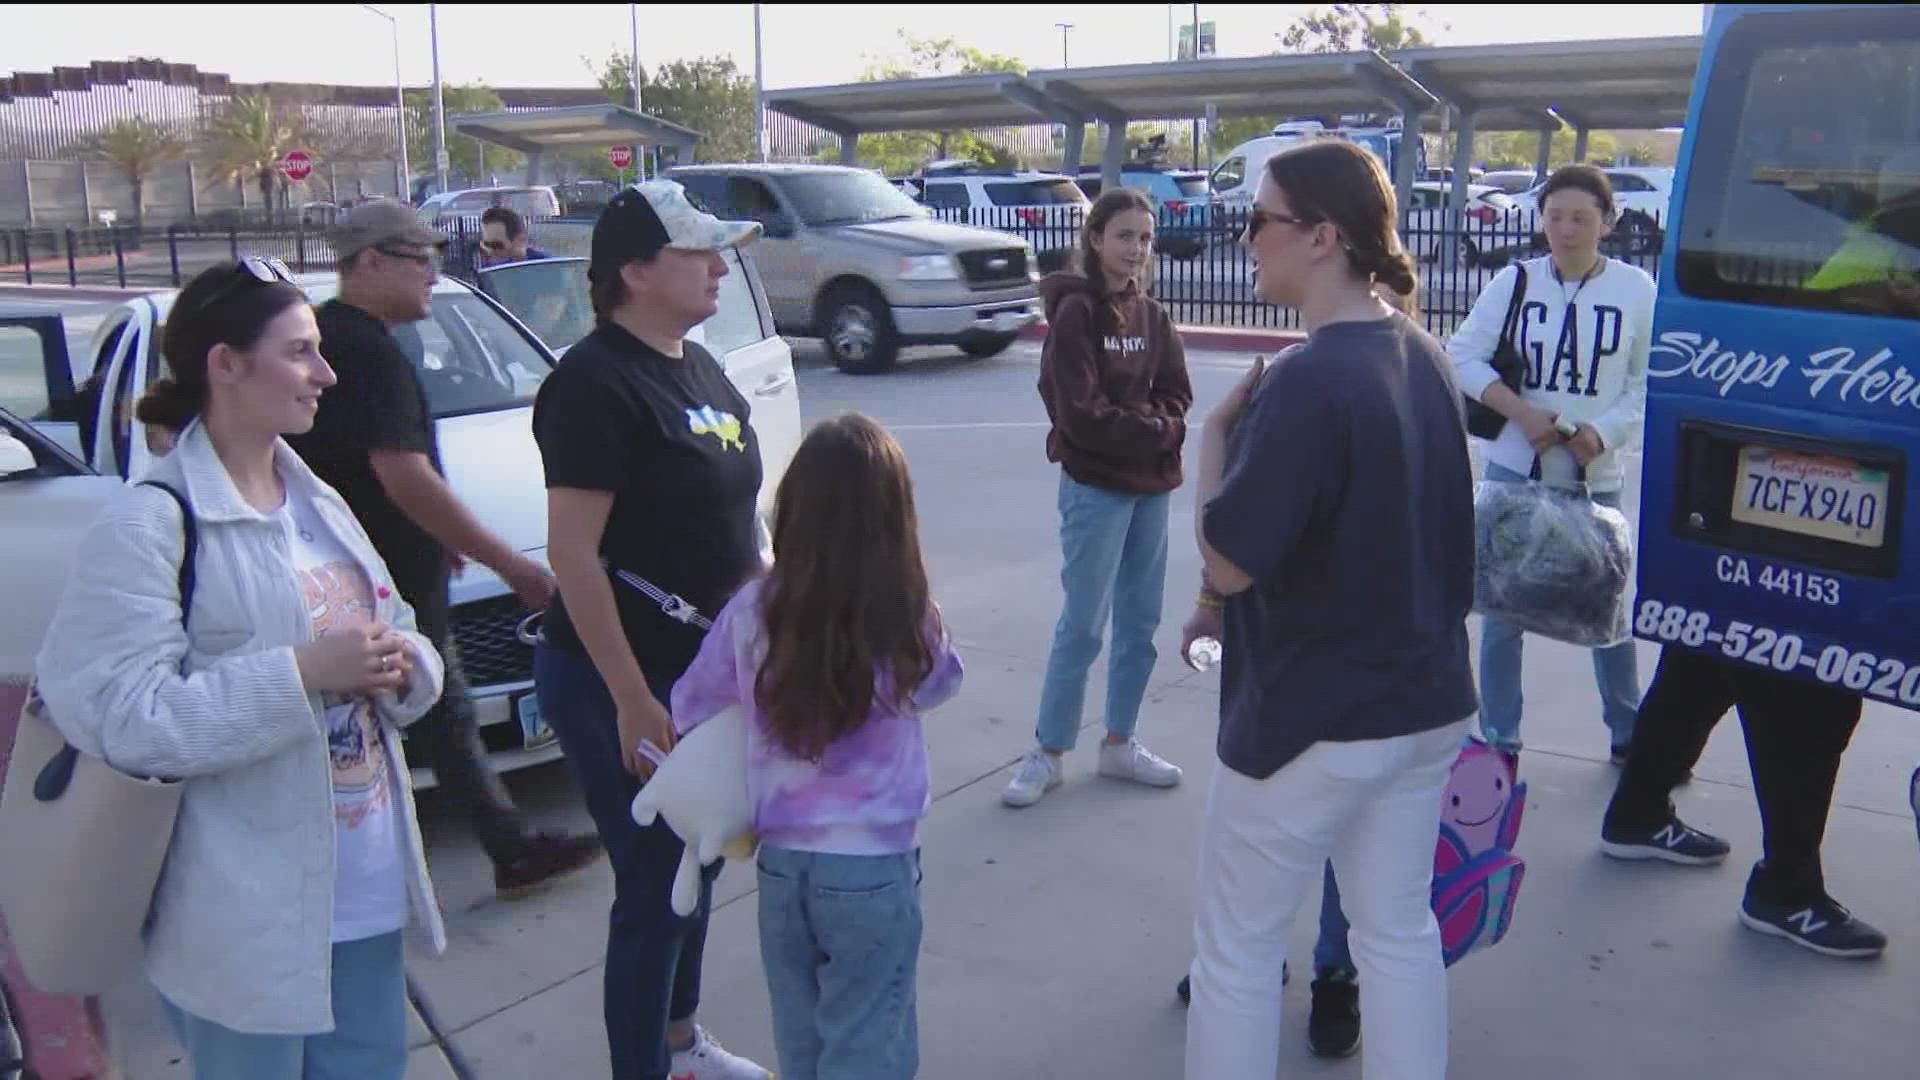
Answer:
[
  {"left": 1477, "top": 169, "right": 1544, "bottom": 196},
  {"left": 1073, "top": 165, "right": 1217, "bottom": 259},
  {"left": 0, "top": 249, "right": 802, "bottom": 786},
  {"left": 670, "top": 163, "right": 1041, "bottom": 374},
  {"left": 1405, "top": 181, "right": 1526, "bottom": 266}
]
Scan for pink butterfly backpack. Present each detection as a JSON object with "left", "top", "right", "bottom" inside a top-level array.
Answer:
[{"left": 1432, "top": 739, "right": 1527, "bottom": 967}]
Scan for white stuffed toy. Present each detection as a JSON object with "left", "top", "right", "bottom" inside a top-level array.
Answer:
[{"left": 630, "top": 704, "right": 758, "bottom": 916}]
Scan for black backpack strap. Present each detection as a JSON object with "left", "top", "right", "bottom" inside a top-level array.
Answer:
[
  {"left": 137, "top": 480, "right": 199, "bottom": 627},
  {"left": 1499, "top": 263, "right": 1529, "bottom": 348}
]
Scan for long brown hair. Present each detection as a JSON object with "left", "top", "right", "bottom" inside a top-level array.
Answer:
[
  {"left": 1075, "top": 186, "right": 1157, "bottom": 331},
  {"left": 1264, "top": 140, "right": 1421, "bottom": 316},
  {"left": 754, "top": 413, "right": 936, "bottom": 761}
]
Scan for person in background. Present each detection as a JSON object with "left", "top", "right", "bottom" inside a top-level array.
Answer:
[
  {"left": 1449, "top": 164, "right": 1657, "bottom": 763},
  {"left": 1183, "top": 140, "right": 1477, "bottom": 1080},
  {"left": 479, "top": 206, "right": 552, "bottom": 267},
  {"left": 1600, "top": 646, "right": 1887, "bottom": 958},
  {"left": 671, "top": 413, "right": 964, "bottom": 1080},
  {"left": 1003, "top": 187, "right": 1194, "bottom": 808},
  {"left": 532, "top": 181, "right": 771, "bottom": 1080},
  {"left": 34, "top": 261, "right": 447, "bottom": 1079},
  {"left": 291, "top": 199, "right": 601, "bottom": 900}
]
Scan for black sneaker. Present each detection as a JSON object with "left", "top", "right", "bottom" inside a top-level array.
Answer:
[
  {"left": 1740, "top": 893, "right": 1888, "bottom": 959},
  {"left": 1600, "top": 815, "right": 1730, "bottom": 866},
  {"left": 1307, "top": 974, "right": 1360, "bottom": 1058},
  {"left": 1175, "top": 962, "right": 1289, "bottom": 1007}
]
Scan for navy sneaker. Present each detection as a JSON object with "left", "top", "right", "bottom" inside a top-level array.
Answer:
[
  {"left": 1600, "top": 814, "right": 1730, "bottom": 866},
  {"left": 1307, "top": 972, "right": 1361, "bottom": 1058},
  {"left": 1740, "top": 893, "right": 1888, "bottom": 960}
]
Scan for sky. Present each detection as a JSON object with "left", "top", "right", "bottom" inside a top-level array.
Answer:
[{"left": 1, "top": 4, "right": 1705, "bottom": 91}]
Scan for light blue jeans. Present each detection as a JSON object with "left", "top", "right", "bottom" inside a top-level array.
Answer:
[
  {"left": 756, "top": 845, "right": 922, "bottom": 1080},
  {"left": 1478, "top": 462, "right": 1641, "bottom": 752},
  {"left": 160, "top": 931, "right": 407, "bottom": 1080},
  {"left": 1035, "top": 472, "right": 1172, "bottom": 753}
]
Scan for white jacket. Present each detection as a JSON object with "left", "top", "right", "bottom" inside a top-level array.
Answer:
[
  {"left": 1449, "top": 256, "right": 1656, "bottom": 492},
  {"left": 32, "top": 421, "right": 447, "bottom": 1035}
]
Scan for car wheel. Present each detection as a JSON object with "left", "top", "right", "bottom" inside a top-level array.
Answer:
[
  {"left": 1156, "top": 238, "right": 1205, "bottom": 260},
  {"left": 1455, "top": 234, "right": 1481, "bottom": 268},
  {"left": 1613, "top": 210, "right": 1663, "bottom": 256},
  {"left": 820, "top": 283, "right": 898, "bottom": 375},
  {"left": 959, "top": 332, "right": 1018, "bottom": 359}
]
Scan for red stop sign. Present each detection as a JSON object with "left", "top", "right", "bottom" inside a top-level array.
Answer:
[
  {"left": 608, "top": 145, "right": 634, "bottom": 170},
  {"left": 280, "top": 150, "right": 313, "bottom": 182}
]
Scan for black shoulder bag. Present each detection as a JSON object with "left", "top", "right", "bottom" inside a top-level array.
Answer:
[{"left": 1463, "top": 263, "right": 1530, "bottom": 441}]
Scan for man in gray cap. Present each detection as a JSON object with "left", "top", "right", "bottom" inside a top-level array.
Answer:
[{"left": 288, "top": 198, "right": 602, "bottom": 899}]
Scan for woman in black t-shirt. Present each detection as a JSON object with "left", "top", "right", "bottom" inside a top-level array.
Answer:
[{"left": 531, "top": 182, "right": 771, "bottom": 1080}]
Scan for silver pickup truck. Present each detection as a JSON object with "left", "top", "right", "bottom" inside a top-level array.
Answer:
[{"left": 669, "top": 164, "right": 1041, "bottom": 373}]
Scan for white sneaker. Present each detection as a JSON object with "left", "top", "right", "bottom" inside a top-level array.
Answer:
[
  {"left": 670, "top": 1026, "right": 771, "bottom": 1080},
  {"left": 1002, "top": 750, "right": 1064, "bottom": 808},
  {"left": 1098, "top": 739, "right": 1182, "bottom": 788}
]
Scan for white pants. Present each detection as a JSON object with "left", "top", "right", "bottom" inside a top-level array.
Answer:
[{"left": 1185, "top": 719, "right": 1471, "bottom": 1080}]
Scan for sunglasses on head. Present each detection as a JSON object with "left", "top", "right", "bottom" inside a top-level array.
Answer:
[{"left": 197, "top": 256, "right": 295, "bottom": 314}]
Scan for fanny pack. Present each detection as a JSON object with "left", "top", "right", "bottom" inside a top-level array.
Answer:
[{"left": 518, "top": 561, "right": 713, "bottom": 646}]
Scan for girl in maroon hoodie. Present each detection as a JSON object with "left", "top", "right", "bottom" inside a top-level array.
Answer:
[{"left": 1003, "top": 188, "right": 1194, "bottom": 808}]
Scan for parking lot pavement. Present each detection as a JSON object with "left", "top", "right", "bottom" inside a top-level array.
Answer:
[{"left": 93, "top": 337, "right": 1920, "bottom": 1077}]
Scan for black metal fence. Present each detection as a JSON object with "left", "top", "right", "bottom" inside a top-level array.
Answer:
[
  {"left": 931, "top": 204, "right": 1667, "bottom": 338},
  {"left": 3, "top": 206, "right": 1667, "bottom": 342}
]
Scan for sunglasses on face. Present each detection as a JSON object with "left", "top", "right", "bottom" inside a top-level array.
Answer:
[{"left": 1243, "top": 207, "right": 1313, "bottom": 241}]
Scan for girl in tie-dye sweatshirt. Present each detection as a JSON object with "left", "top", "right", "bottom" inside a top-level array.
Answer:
[{"left": 670, "top": 413, "right": 963, "bottom": 1080}]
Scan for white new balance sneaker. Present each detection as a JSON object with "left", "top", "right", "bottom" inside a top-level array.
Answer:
[
  {"left": 1098, "top": 739, "right": 1182, "bottom": 788},
  {"left": 1002, "top": 750, "right": 1064, "bottom": 808},
  {"left": 669, "top": 1026, "right": 771, "bottom": 1080}
]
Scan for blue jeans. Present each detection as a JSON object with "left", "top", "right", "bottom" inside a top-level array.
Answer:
[
  {"left": 1477, "top": 462, "right": 1641, "bottom": 753},
  {"left": 756, "top": 845, "right": 922, "bottom": 1080},
  {"left": 1312, "top": 863, "right": 1355, "bottom": 979},
  {"left": 1035, "top": 472, "right": 1171, "bottom": 752},
  {"left": 161, "top": 932, "right": 406, "bottom": 1080},
  {"left": 534, "top": 642, "right": 718, "bottom": 1080}
]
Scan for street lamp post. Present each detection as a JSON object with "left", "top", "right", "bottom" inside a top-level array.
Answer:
[
  {"left": 1055, "top": 22, "right": 1073, "bottom": 68},
  {"left": 430, "top": 3, "right": 448, "bottom": 192},
  {"left": 754, "top": 3, "right": 766, "bottom": 162},
  {"left": 360, "top": 4, "right": 409, "bottom": 199}
]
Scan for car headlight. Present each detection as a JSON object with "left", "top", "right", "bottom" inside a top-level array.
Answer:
[{"left": 898, "top": 254, "right": 959, "bottom": 281}]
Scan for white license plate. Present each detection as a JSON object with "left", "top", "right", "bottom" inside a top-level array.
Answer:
[
  {"left": 516, "top": 692, "right": 555, "bottom": 750},
  {"left": 1730, "top": 445, "right": 1890, "bottom": 548}
]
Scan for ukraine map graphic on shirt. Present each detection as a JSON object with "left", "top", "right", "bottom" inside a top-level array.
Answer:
[
  {"left": 686, "top": 405, "right": 746, "bottom": 452},
  {"left": 298, "top": 560, "right": 394, "bottom": 828}
]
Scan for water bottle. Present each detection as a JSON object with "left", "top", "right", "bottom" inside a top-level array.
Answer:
[{"left": 1186, "top": 636, "right": 1223, "bottom": 672}]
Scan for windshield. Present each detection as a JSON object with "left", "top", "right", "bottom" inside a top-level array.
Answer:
[
  {"left": 1676, "top": 9, "right": 1920, "bottom": 320},
  {"left": 781, "top": 171, "right": 928, "bottom": 226},
  {"left": 1173, "top": 174, "right": 1210, "bottom": 197},
  {"left": 390, "top": 295, "right": 554, "bottom": 416}
]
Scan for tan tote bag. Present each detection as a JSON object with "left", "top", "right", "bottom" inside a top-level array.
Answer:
[{"left": 0, "top": 481, "right": 196, "bottom": 995}]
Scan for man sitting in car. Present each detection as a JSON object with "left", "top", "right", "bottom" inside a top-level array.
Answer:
[{"left": 479, "top": 206, "right": 553, "bottom": 267}]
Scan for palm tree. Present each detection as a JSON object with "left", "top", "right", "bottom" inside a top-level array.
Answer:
[
  {"left": 198, "top": 93, "right": 304, "bottom": 225},
  {"left": 72, "top": 118, "right": 188, "bottom": 226}
]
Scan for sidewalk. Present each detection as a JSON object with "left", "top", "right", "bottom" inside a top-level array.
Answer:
[{"left": 395, "top": 639, "right": 1918, "bottom": 1079}]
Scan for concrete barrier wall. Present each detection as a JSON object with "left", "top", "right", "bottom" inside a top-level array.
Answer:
[{"left": 0, "top": 159, "right": 406, "bottom": 227}]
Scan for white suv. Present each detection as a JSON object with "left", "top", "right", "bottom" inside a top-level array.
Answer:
[
  {"left": 0, "top": 250, "right": 802, "bottom": 787},
  {"left": 914, "top": 167, "right": 1087, "bottom": 271}
]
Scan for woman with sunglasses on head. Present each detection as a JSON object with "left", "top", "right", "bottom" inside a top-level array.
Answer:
[
  {"left": 1183, "top": 141, "right": 1477, "bottom": 1080},
  {"left": 32, "top": 260, "right": 448, "bottom": 1080}
]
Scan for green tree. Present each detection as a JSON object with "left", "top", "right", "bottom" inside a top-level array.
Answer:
[
  {"left": 71, "top": 118, "right": 187, "bottom": 225},
  {"left": 406, "top": 83, "right": 521, "bottom": 187},
  {"left": 198, "top": 93, "right": 304, "bottom": 223},
  {"left": 589, "top": 52, "right": 757, "bottom": 165},
  {"left": 1478, "top": 128, "right": 1620, "bottom": 172},
  {"left": 1277, "top": 4, "right": 1438, "bottom": 53},
  {"left": 842, "top": 33, "right": 1028, "bottom": 173}
]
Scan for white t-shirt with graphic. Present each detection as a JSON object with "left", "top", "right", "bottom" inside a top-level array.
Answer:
[{"left": 278, "top": 488, "right": 410, "bottom": 943}]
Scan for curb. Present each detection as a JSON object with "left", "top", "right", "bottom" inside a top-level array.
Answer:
[
  {"left": 0, "top": 283, "right": 157, "bottom": 303},
  {"left": 1015, "top": 321, "right": 1305, "bottom": 354}
]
